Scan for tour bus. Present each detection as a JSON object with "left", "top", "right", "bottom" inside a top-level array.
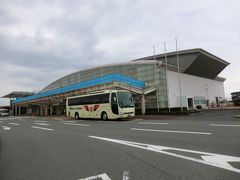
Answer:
[{"left": 66, "top": 90, "right": 135, "bottom": 120}]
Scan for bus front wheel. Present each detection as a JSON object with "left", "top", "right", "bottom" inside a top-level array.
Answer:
[
  {"left": 101, "top": 112, "right": 108, "bottom": 121},
  {"left": 75, "top": 112, "right": 80, "bottom": 120}
]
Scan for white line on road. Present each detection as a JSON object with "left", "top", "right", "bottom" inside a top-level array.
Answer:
[
  {"left": 0, "top": 117, "right": 29, "bottom": 122},
  {"left": 63, "top": 123, "right": 90, "bottom": 127},
  {"left": 138, "top": 122, "right": 169, "bottom": 125},
  {"left": 9, "top": 123, "right": 19, "bottom": 125},
  {"left": 0, "top": 118, "right": 18, "bottom": 120},
  {"left": 122, "top": 171, "right": 130, "bottom": 180},
  {"left": 131, "top": 128, "right": 212, "bottom": 135},
  {"left": 210, "top": 124, "right": 240, "bottom": 127},
  {"left": 34, "top": 123, "right": 49, "bottom": 126},
  {"left": 32, "top": 126, "right": 53, "bottom": 131},
  {"left": 34, "top": 120, "right": 47, "bottom": 122},
  {"left": 2, "top": 126, "right": 11, "bottom": 130},
  {"left": 2, "top": 117, "right": 30, "bottom": 120},
  {"left": 78, "top": 173, "right": 111, "bottom": 180},
  {"left": 89, "top": 135, "right": 240, "bottom": 174}
]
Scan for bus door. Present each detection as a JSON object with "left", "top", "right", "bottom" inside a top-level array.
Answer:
[{"left": 111, "top": 93, "right": 119, "bottom": 115}]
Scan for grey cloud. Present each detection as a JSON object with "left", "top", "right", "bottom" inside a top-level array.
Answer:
[
  {"left": 0, "top": 6, "right": 18, "bottom": 25},
  {"left": 0, "top": 0, "right": 108, "bottom": 70}
]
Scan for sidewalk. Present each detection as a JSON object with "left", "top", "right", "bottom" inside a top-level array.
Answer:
[{"left": 207, "top": 105, "right": 240, "bottom": 110}]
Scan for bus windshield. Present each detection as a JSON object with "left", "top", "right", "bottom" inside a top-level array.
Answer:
[{"left": 117, "top": 92, "right": 134, "bottom": 108}]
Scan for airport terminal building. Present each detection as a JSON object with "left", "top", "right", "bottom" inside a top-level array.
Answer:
[{"left": 3, "top": 48, "right": 229, "bottom": 115}]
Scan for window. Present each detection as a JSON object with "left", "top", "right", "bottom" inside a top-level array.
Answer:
[
  {"left": 117, "top": 92, "right": 134, "bottom": 108},
  {"left": 68, "top": 93, "right": 110, "bottom": 106},
  {"left": 194, "top": 97, "right": 206, "bottom": 105}
]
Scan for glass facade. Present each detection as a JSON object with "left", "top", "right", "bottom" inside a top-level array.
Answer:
[{"left": 41, "top": 62, "right": 168, "bottom": 110}]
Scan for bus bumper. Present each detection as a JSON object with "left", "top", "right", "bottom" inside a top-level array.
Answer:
[{"left": 120, "top": 113, "right": 135, "bottom": 119}]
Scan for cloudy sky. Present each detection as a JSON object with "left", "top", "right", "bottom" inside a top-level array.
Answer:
[{"left": 0, "top": 0, "right": 239, "bottom": 105}]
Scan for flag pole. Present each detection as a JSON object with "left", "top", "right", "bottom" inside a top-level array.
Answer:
[
  {"left": 175, "top": 38, "right": 183, "bottom": 112},
  {"left": 153, "top": 45, "right": 160, "bottom": 112},
  {"left": 164, "top": 42, "right": 170, "bottom": 112}
]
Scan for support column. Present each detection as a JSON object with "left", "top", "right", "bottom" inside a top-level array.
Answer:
[
  {"left": 15, "top": 106, "right": 17, "bottom": 116},
  {"left": 141, "top": 94, "right": 146, "bottom": 115},
  {"left": 50, "top": 106, "right": 53, "bottom": 116},
  {"left": 36, "top": 106, "right": 40, "bottom": 116},
  {"left": 43, "top": 106, "right": 46, "bottom": 116},
  {"left": 44, "top": 106, "right": 48, "bottom": 116},
  {"left": 56, "top": 105, "right": 60, "bottom": 115},
  {"left": 40, "top": 106, "right": 44, "bottom": 116},
  {"left": 18, "top": 106, "right": 21, "bottom": 116},
  {"left": 10, "top": 98, "right": 13, "bottom": 116}
]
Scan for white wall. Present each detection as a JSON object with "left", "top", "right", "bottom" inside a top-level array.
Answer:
[{"left": 167, "top": 70, "right": 225, "bottom": 108}]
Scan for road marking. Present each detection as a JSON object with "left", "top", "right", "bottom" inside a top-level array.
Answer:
[
  {"left": 122, "top": 171, "right": 130, "bottom": 180},
  {"left": 9, "top": 123, "right": 19, "bottom": 125},
  {"left": 2, "top": 126, "right": 11, "bottom": 130},
  {"left": 78, "top": 173, "right": 111, "bottom": 180},
  {"left": 131, "top": 128, "right": 212, "bottom": 135},
  {"left": 89, "top": 136, "right": 240, "bottom": 174},
  {"left": 32, "top": 126, "right": 53, "bottom": 131},
  {"left": 138, "top": 122, "right": 168, "bottom": 125},
  {"left": 34, "top": 123, "right": 49, "bottom": 126},
  {"left": 63, "top": 123, "right": 90, "bottom": 127},
  {"left": 210, "top": 124, "right": 240, "bottom": 127},
  {"left": 34, "top": 120, "right": 47, "bottom": 122},
  {"left": 1, "top": 117, "right": 28, "bottom": 121},
  {"left": 0, "top": 118, "right": 18, "bottom": 120},
  {"left": 10, "top": 117, "right": 29, "bottom": 120}
]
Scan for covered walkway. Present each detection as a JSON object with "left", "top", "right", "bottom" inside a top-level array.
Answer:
[{"left": 8, "top": 73, "right": 155, "bottom": 116}]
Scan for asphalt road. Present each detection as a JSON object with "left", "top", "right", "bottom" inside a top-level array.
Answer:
[{"left": 0, "top": 110, "right": 240, "bottom": 180}]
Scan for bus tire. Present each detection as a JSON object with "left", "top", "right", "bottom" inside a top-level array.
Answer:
[
  {"left": 75, "top": 112, "right": 80, "bottom": 120},
  {"left": 101, "top": 112, "right": 108, "bottom": 120}
]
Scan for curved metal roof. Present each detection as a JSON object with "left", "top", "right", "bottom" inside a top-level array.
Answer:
[
  {"left": 40, "top": 60, "right": 158, "bottom": 92},
  {"left": 41, "top": 48, "right": 229, "bottom": 92}
]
